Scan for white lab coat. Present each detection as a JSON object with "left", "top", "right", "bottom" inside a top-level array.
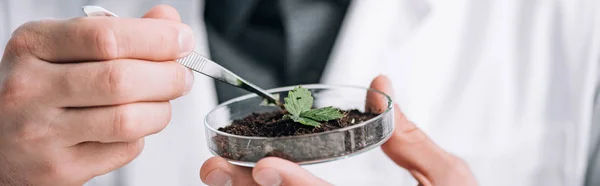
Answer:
[{"left": 1, "top": 0, "right": 599, "bottom": 186}]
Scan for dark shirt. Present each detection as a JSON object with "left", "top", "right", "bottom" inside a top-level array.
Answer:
[{"left": 204, "top": 0, "right": 351, "bottom": 103}]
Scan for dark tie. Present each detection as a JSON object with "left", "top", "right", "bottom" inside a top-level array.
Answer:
[{"left": 204, "top": 0, "right": 351, "bottom": 103}]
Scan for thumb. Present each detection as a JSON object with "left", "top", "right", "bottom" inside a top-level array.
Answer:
[
  {"left": 368, "top": 75, "right": 476, "bottom": 186},
  {"left": 253, "top": 158, "right": 332, "bottom": 186},
  {"left": 142, "top": 4, "right": 182, "bottom": 21}
]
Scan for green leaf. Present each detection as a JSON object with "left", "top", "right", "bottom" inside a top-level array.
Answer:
[
  {"left": 300, "top": 106, "right": 344, "bottom": 121},
  {"left": 281, "top": 86, "right": 341, "bottom": 127},
  {"left": 286, "top": 115, "right": 321, "bottom": 127},
  {"left": 298, "top": 117, "right": 321, "bottom": 127},
  {"left": 283, "top": 86, "right": 313, "bottom": 117}
]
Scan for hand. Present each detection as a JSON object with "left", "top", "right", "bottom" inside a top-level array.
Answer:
[
  {"left": 199, "top": 75, "right": 478, "bottom": 186},
  {"left": 0, "top": 5, "right": 194, "bottom": 185}
]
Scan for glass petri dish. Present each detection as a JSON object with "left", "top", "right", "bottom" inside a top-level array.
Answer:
[{"left": 204, "top": 84, "right": 394, "bottom": 167}]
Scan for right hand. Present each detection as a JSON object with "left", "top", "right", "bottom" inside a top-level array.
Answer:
[
  {"left": 200, "top": 76, "right": 478, "bottom": 186},
  {"left": 0, "top": 5, "right": 194, "bottom": 185}
]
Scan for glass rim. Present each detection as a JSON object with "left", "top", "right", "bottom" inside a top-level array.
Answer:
[{"left": 204, "top": 84, "right": 393, "bottom": 140}]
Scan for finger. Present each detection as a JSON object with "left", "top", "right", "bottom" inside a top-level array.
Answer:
[
  {"left": 366, "top": 75, "right": 395, "bottom": 113},
  {"left": 367, "top": 75, "right": 446, "bottom": 176},
  {"left": 200, "top": 157, "right": 256, "bottom": 186},
  {"left": 142, "top": 4, "right": 182, "bottom": 21},
  {"left": 381, "top": 104, "right": 452, "bottom": 170},
  {"left": 55, "top": 102, "right": 171, "bottom": 144},
  {"left": 382, "top": 109, "right": 472, "bottom": 185},
  {"left": 50, "top": 59, "right": 191, "bottom": 107},
  {"left": 252, "top": 157, "right": 331, "bottom": 186},
  {"left": 6, "top": 16, "right": 194, "bottom": 62},
  {"left": 367, "top": 75, "right": 473, "bottom": 184},
  {"left": 71, "top": 139, "right": 144, "bottom": 181}
]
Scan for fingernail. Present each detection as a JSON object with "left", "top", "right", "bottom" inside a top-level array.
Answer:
[
  {"left": 205, "top": 169, "right": 232, "bottom": 186},
  {"left": 178, "top": 27, "right": 195, "bottom": 57},
  {"left": 254, "top": 168, "right": 282, "bottom": 186},
  {"left": 183, "top": 68, "right": 194, "bottom": 95}
]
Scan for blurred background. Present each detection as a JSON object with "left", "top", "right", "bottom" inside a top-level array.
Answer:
[{"left": 1, "top": 0, "right": 599, "bottom": 186}]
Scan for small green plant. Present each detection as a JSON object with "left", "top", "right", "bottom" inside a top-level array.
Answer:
[{"left": 281, "top": 86, "right": 344, "bottom": 127}]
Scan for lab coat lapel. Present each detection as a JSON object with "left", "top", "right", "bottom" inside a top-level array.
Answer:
[{"left": 320, "top": 0, "right": 432, "bottom": 87}]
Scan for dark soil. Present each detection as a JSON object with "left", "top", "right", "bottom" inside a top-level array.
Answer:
[
  {"left": 212, "top": 109, "right": 393, "bottom": 163},
  {"left": 218, "top": 109, "right": 377, "bottom": 137}
]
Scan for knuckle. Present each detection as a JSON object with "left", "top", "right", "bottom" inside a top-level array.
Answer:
[
  {"left": 92, "top": 26, "right": 119, "bottom": 59},
  {"left": 6, "top": 21, "right": 38, "bottom": 56},
  {"left": 7, "top": 19, "right": 57, "bottom": 58},
  {"left": 70, "top": 17, "right": 119, "bottom": 59},
  {"left": 104, "top": 61, "right": 131, "bottom": 102},
  {"left": 112, "top": 105, "right": 139, "bottom": 140},
  {"left": 68, "top": 17, "right": 119, "bottom": 59}
]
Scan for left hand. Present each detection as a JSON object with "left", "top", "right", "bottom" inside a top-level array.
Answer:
[{"left": 199, "top": 75, "right": 477, "bottom": 186}]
